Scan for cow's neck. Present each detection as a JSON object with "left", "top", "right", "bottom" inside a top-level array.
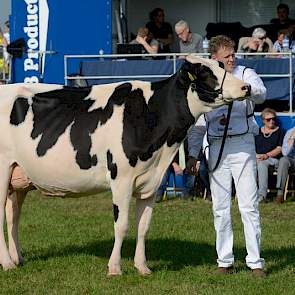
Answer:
[{"left": 121, "top": 75, "right": 195, "bottom": 167}]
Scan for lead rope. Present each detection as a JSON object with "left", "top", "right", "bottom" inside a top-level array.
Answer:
[
  {"left": 209, "top": 101, "right": 233, "bottom": 172},
  {"left": 204, "top": 70, "right": 231, "bottom": 172}
]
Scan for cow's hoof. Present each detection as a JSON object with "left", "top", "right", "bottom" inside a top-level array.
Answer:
[
  {"left": 135, "top": 264, "right": 152, "bottom": 276},
  {"left": 107, "top": 265, "right": 122, "bottom": 277},
  {"left": 11, "top": 255, "right": 24, "bottom": 266},
  {"left": 2, "top": 260, "right": 17, "bottom": 271},
  {"left": 9, "top": 250, "right": 24, "bottom": 266}
]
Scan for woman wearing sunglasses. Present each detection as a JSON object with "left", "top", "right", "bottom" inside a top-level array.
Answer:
[{"left": 255, "top": 108, "right": 285, "bottom": 202}]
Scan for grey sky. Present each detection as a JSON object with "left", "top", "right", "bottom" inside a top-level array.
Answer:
[{"left": 0, "top": 0, "right": 11, "bottom": 28}]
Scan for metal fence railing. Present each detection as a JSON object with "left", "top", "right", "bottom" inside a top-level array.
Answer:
[{"left": 64, "top": 52, "right": 294, "bottom": 113}]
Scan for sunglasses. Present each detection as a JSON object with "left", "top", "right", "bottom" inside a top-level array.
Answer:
[{"left": 264, "top": 117, "right": 276, "bottom": 122}]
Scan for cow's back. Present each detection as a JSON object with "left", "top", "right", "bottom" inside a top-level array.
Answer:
[{"left": 1, "top": 83, "right": 127, "bottom": 196}]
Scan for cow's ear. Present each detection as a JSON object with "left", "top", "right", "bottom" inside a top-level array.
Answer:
[{"left": 178, "top": 61, "right": 199, "bottom": 87}]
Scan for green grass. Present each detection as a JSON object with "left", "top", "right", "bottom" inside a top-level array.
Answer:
[{"left": 0, "top": 191, "right": 294, "bottom": 294}]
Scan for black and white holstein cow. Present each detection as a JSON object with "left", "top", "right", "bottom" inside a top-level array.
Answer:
[{"left": 0, "top": 56, "right": 250, "bottom": 275}]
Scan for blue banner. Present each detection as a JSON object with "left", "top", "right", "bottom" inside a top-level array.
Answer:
[{"left": 11, "top": 0, "right": 112, "bottom": 84}]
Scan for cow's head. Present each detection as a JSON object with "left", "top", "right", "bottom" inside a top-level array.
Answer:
[{"left": 178, "top": 55, "right": 250, "bottom": 115}]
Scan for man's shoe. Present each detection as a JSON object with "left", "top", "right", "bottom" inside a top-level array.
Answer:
[
  {"left": 252, "top": 268, "right": 266, "bottom": 279},
  {"left": 214, "top": 266, "right": 233, "bottom": 275},
  {"left": 276, "top": 195, "right": 284, "bottom": 204}
]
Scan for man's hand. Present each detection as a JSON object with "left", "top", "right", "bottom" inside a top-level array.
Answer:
[
  {"left": 186, "top": 156, "right": 198, "bottom": 175},
  {"left": 172, "top": 162, "right": 183, "bottom": 175},
  {"left": 136, "top": 36, "right": 147, "bottom": 45},
  {"left": 256, "top": 153, "right": 268, "bottom": 161}
]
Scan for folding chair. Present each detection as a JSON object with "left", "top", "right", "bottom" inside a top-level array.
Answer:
[
  {"left": 283, "top": 170, "right": 295, "bottom": 201},
  {"left": 163, "top": 173, "right": 184, "bottom": 200}
]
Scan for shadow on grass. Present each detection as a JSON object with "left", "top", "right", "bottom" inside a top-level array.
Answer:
[{"left": 27, "top": 238, "right": 295, "bottom": 273}]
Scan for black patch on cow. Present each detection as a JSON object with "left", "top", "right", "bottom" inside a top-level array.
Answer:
[
  {"left": 10, "top": 97, "right": 30, "bottom": 125},
  {"left": 122, "top": 74, "right": 195, "bottom": 167},
  {"left": 113, "top": 204, "right": 119, "bottom": 222},
  {"left": 107, "top": 150, "right": 118, "bottom": 179},
  {"left": 28, "top": 84, "right": 132, "bottom": 169}
]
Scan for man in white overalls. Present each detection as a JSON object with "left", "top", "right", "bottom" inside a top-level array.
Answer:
[{"left": 187, "top": 35, "right": 266, "bottom": 278}]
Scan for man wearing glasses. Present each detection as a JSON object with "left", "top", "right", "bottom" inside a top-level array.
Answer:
[
  {"left": 174, "top": 20, "right": 203, "bottom": 55},
  {"left": 255, "top": 108, "right": 285, "bottom": 203},
  {"left": 276, "top": 125, "right": 295, "bottom": 203},
  {"left": 187, "top": 35, "right": 267, "bottom": 278}
]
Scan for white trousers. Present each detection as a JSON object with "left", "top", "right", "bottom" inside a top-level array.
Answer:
[{"left": 208, "top": 133, "right": 265, "bottom": 269}]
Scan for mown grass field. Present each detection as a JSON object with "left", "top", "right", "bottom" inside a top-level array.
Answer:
[{"left": 0, "top": 190, "right": 294, "bottom": 295}]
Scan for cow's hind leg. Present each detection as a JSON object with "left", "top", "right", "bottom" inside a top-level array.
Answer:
[
  {"left": 108, "top": 183, "right": 132, "bottom": 276},
  {"left": 6, "top": 189, "right": 27, "bottom": 266},
  {"left": 0, "top": 163, "right": 15, "bottom": 270},
  {"left": 134, "top": 196, "right": 155, "bottom": 275}
]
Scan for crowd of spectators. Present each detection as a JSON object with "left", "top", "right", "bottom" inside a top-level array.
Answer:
[
  {"left": 143, "top": 4, "right": 295, "bottom": 204},
  {"left": 128, "top": 4, "right": 295, "bottom": 57}
]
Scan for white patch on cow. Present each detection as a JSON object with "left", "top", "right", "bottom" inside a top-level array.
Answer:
[
  {"left": 87, "top": 84, "right": 121, "bottom": 112},
  {"left": 130, "top": 81, "right": 154, "bottom": 104}
]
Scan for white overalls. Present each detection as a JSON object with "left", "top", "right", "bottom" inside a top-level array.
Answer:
[{"left": 189, "top": 65, "right": 266, "bottom": 269}]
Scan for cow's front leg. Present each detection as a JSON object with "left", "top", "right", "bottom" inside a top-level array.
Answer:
[
  {"left": 108, "top": 183, "right": 132, "bottom": 276},
  {"left": 134, "top": 196, "right": 155, "bottom": 275},
  {"left": 0, "top": 163, "right": 16, "bottom": 270},
  {"left": 6, "top": 190, "right": 27, "bottom": 266}
]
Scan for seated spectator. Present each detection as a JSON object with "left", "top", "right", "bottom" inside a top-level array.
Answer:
[
  {"left": 146, "top": 8, "right": 173, "bottom": 54},
  {"left": 255, "top": 108, "right": 285, "bottom": 202},
  {"left": 275, "top": 126, "right": 295, "bottom": 203},
  {"left": 270, "top": 3, "right": 295, "bottom": 27},
  {"left": 238, "top": 28, "right": 273, "bottom": 55},
  {"left": 156, "top": 141, "right": 195, "bottom": 202},
  {"left": 130, "top": 27, "right": 159, "bottom": 55},
  {"left": 2, "top": 21, "right": 10, "bottom": 67},
  {"left": 272, "top": 29, "right": 289, "bottom": 53},
  {"left": 174, "top": 20, "right": 203, "bottom": 55}
]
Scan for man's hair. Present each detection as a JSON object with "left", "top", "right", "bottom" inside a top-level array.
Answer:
[
  {"left": 149, "top": 8, "right": 164, "bottom": 21},
  {"left": 277, "top": 3, "right": 289, "bottom": 14},
  {"left": 261, "top": 108, "right": 277, "bottom": 120},
  {"left": 209, "top": 35, "right": 235, "bottom": 54},
  {"left": 175, "top": 20, "right": 189, "bottom": 31}
]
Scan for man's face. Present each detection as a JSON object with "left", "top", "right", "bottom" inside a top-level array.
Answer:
[
  {"left": 175, "top": 26, "right": 189, "bottom": 42},
  {"left": 211, "top": 46, "right": 235, "bottom": 73},
  {"left": 278, "top": 8, "right": 288, "bottom": 22}
]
